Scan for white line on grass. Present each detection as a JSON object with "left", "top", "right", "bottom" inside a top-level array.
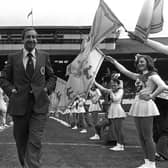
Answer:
[
  {"left": 49, "top": 116, "right": 71, "bottom": 127},
  {"left": 0, "top": 142, "right": 141, "bottom": 148}
]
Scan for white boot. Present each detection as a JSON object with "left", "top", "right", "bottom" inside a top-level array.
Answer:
[
  {"left": 72, "top": 125, "right": 78, "bottom": 130},
  {"left": 148, "top": 161, "right": 156, "bottom": 168},
  {"left": 80, "top": 129, "right": 87, "bottom": 133},
  {"left": 136, "top": 159, "right": 149, "bottom": 168},
  {"left": 109, "top": 143, "right": 124, "bottom": 151},
  {"left": 89, "top": 134, "right": 100, "bottom": 140}
]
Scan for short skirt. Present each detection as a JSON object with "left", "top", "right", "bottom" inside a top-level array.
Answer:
[
  {"left": 128, "top": 95, "right": 160, "bottom": 117},
  {"left": 89, "top": 102, "right": 101, "bottom": 112},
  {"left": 108, "top": 103, "right": 126, "bottom": 119}
]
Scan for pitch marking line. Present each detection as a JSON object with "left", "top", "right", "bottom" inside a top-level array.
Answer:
[
  {"left": 49, "top": 116, "right": 71, "bottom": 127},
  {"left": 0, "top": 142, "right": 141, "bottom": 148}
]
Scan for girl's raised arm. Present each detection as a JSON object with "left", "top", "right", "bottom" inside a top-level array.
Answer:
[{"left": 105, "top": 56, "right": 139, "bottom": 80}]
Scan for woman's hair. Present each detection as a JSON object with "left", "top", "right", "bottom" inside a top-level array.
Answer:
[{"left": 134, "top": 54, "right": 158, "bottom": 73}]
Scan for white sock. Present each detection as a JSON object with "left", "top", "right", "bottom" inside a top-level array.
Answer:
[
  {"left": 144, "top": 158, "right": 149, "bottom": 164},
  {"left": 117, "top": 143, "right": 123, "bottom": 147},
  {"left": 148, "top": 161, "right": 156, "bottom": 167}
]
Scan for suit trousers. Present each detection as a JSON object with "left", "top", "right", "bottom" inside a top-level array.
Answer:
[{"left": 12, "top": 93, "right": 48, "bottom": 168}]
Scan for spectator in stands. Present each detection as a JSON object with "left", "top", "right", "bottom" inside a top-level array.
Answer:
[
  {"left": 105, "top": 54, "right": 168, "bottom": 168},
  {"left": 0, "top": 27, "right": 56, "bottom": 168}
]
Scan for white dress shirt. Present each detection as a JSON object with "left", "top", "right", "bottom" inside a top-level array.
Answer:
[{"left": 23, "top": 48, "right": 36, "bottom": 69}]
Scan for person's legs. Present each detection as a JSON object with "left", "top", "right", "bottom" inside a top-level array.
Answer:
[
  {"left": 135, "top": 117, "right": 156, "bottom": 168},
  {"left": 65, "top": 113, "right": 70, "bottom": 125},
  {"left": 141, "top": 117, "right": 155, "bottom": 162},
  {"left": 134, "top": 117, "right": 148, "bottom": 158},
  {"left": 84, "top": 112, "right": 92, "bottom": 127},
  {"left": 79, "top": 113, "right": 87, "bottom": 133},
  {"left": 24, "top": 113, "right": 47, "bottom": 168},
  {"left": 114, "top": 118, "right": 124, "bottom": 145},
  {"left": 91, "top": 111, "right": 99, "bottom": 126},
  {"left": 95, "top": 119, "right": 110, "bottom": 137},
  {"left": 109, "top": 118, "right": 124, "bottom": 151},
  {"left": 84, "top": 105, "right": 92, "bottom": 127},
  {"left": 12, "top": 93, "right": 34, "bottom": 167},
  {"left": 89, "top": 111, "right": 101, "bottom": 140},
  {"left": 2, "top": 110, "right": 6, "bottom": 126},
  {"left": 12, "top": 115, "right": 30, "bottom": 167},
  {"left": 72, "top": 113, "right": 78, "bottom": 129},
  {"left": 89, "top": 111, "right": 99, "bottom": 133},
  {"left": 156, "top": 135, "right": 168, "bottom": 160}
]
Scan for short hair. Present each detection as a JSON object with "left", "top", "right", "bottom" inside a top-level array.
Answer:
[{"left": 21, "top": 27, "right": 37, "bottom": 39}]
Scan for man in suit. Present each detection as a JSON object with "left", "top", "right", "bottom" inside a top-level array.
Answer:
[{"left": 0, "top": 27, "right": 56, "bottom": 168}]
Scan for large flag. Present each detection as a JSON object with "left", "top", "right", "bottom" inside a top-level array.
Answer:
[
  {"left": 66, "top": 38, "right": 91, "bottom": 76},
  {"left": 89, "top": 0, "right": 123, "bottom": 49},
  {"left": 134, "top": 0, "right": 164, "bottom": 39},
  {"left": 49, "top": 77, "right": 67, "bottom": 112},
  {"left": 66, "top": 0, "right": 122, "bottom": 76},
  {"left": 65, "top": 48, "right": 105, "bottom": 107},
  {"left": 65, "top": 0, "right": 122, "bottom": 107}
]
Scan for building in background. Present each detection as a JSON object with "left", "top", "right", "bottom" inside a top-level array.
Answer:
[{"left": 0, "top": 26, "right": 167, "bottom": 84}]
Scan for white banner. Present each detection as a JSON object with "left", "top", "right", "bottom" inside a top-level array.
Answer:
[{"left": 65, "top": 48, "right": 105, "bottom": 107}]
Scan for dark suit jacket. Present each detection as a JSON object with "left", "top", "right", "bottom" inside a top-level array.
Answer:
[{"left": 0, "top": 49, "right": 56, "bottom": 116}]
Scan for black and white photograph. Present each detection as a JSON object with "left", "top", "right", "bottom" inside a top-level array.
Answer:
[{"left": 0, "top": 0, "right": 168, "bottom": 167}]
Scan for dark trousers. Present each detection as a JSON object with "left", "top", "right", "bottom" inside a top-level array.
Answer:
[
  {"left": 12, "top": 94, "right": 47, "bottom": 168},
  {"left": 154, "top": 97, "right": 168, "bottom": 159},
  {"left": 154, "top": 97, "right": 168, "bottom": 142}
]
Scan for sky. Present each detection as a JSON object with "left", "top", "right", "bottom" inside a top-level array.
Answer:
[{"left": 0, "top": 0, "right": 168, "bottom": 38}]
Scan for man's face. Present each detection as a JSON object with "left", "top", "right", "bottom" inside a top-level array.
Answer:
[{"left": 23, "top": 30, "right": 37, "bottom": 52}]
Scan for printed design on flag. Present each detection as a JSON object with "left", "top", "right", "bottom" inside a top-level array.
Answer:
[
  {"left": 61, "top": 0, "right": 123, "bottom": 110},
  {"left": 56, "top": 91, "right": 62, "bottom": 103},
  {"left": 83, "top": 65, "right": 92, "bottom": 80},
  {"left": 64, "top": 49, "right": 105, "bottom": 109},
  {"left": 49, "top": 77, "right": 67, "bottom": 112},
  {"left": 40, "top": 66, "right": 45, "bottom": 75},
  {"left": 66, "top": 87, "right": 75, "bottom": 100}
]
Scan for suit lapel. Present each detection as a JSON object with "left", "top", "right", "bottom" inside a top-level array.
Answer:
[
  {"left": 32, "top": 49, "right": 41, "bottom": 80},
  {"left": 17, "top": 50, "right": 29, "bottom": 78}
]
